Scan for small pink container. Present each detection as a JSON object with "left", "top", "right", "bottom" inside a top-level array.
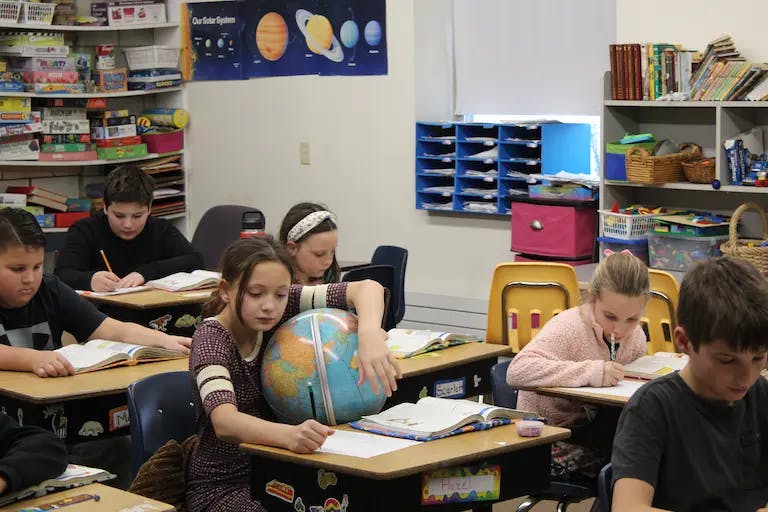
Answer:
[
  {"left": 516, "top": 420, "right": 544, "bottom": 437},
  {"left": 142, "top": 130, "right": 183, "bottom": 153}
]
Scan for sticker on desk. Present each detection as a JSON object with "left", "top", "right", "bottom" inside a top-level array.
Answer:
[
  {"left": 149, "top": 314, "right": 172, "bottom": 332},
  {"left": 265, "top": 479, "right": 295, "bottom": 503},
  {"left": 78, "top": 420, "right": 104, "bottom": 437},
  {"left": 317, "top": 468, "right": 337, "bottom": 489},
  {"left": 433, "top": 377, "right": 466, "bottom": 398},
  {"left": 421, "top": 464, "right": 501, "bottom": 505},
  {"left": 109, "top": 405, "right": 130, "bottom": 431},
  {"left": 294, "top": 497, "right": 306, "bottom": 512},
  {"left": 307, "top": 496, "right": 348, "bottom": 512},
  {"left": 43, "top": 404, "right": 67, "bottom": 439}
]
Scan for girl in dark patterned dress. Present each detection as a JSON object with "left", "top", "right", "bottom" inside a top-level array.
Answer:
[{"left": 186, "top": 237, "right": 399, "bottom": 511}]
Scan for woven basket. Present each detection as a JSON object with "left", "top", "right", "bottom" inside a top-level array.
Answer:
[
  {"left": 719, "top": 202, "right": 768, "bottom": 274},
  {"left": 681, "top": 157, "right": 716, "bottom": 184},
  {"left": 625, "top": 143, "right": 701, "bottom": 184}
]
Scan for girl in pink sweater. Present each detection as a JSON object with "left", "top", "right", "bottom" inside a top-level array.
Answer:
[{"left": 506, "top": 252, "right": 649, "bottom": 481}]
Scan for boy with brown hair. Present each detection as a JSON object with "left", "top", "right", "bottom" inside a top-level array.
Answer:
[{"left": 611, "top": 257, "right": 768, "bottom": 511}]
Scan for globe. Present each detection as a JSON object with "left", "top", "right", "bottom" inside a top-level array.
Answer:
[
  {"left": 364, "top": 20, "right": 382, "bottom": 46},
  {"left": 261, "top": 308, "right": 386, "bottom": 425},
  {"left": 340, "top": 20, "right": 359, "bottom": 49},
  {"left": 256, "top": 11, "right": 288, "bottom": 62}
]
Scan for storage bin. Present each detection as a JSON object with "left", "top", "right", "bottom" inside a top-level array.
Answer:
[
  {"left": 0, "top": 1, "right": 20, "bottom": 22},
  {"left": 647, "top": 232, "right": 727, "bottom": 272},
  {"left": 21, "top": 1, "right": 55, "bottom": 24},
  {"left": 599, "top": 210, "right": 659, "bottom": 240},
  {"left": 123, "top": 46, "right": 179, "bottom": 71},
  {"left": 142, "top": 129, "right": 183, "bottom": 153},
  {"left": 605, "top": 153, "right": 627, "bottom": 181},
  {"left": 511, "top": 202, "right": 596, "bottom": 258},
  {"left": 597, "top": 236, "right": 649, "bottom": 264}
]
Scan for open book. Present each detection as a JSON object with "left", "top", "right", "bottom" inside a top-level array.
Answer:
[
  {"left": 351, "top": 397, "right": 534, "bottom": 441},
  {"left": 386, "top": 329, "right": 482, "bottom": 358},
  {"left": 624, "top": 352, "right": 689, "bottom": 380},
  {"left": 146, "top": 270, "right": 220, "bottom": 292},
  {"left": 0, "top": 464, "right": 114, "bottom": 506},
  {"left": 55, "top": 339, "right": 186, "bottom": 373}
]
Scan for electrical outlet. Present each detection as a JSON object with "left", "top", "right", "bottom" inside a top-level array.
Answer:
[{"left": 300, "top": 142, "right": 311, "bottom": 165}]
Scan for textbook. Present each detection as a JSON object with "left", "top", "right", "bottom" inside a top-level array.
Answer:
[
  {"left": 55, "top": 339, "right": 186, "bottom": 373},
  {"left": 145, "top": 269, "right": 220, "bottom": 292},
  {"left": 0, "top": 464, "right": 114, "bottom": 506},
  {"left": 624, "top": 352, "right": 689, "bottom": 380},
  {"left": 350, "top": 396, "right": 534, "bottom": 441},
  {"left": 385, "top": 329, "right": 482, "bottom": 358}
]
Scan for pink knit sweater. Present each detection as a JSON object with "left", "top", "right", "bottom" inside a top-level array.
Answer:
[{"left": 505, "top": 304, "right": 646, "bottom": 427}]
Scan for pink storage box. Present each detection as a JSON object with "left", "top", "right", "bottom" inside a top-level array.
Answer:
[
  {"left": 511, "top": 202, "right": 596, "bottom": 258},
  {"left": 142, "top": 130, "right": 183, "bottom": 153}
]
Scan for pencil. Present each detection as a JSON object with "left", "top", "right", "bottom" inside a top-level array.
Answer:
[
  {"left": 99, "top": 249, "right": 114, "bottom": 273},
  {"left": 308, "top": 381, "right": 317, "bottom": 420}
]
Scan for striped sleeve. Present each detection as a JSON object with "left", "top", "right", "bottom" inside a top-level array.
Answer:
[
  {"left": 189, "top": 321, "right": 237, "bottom": 414},
  {"left": 285, "top": 282, "right": 349, "bottom": 317}
]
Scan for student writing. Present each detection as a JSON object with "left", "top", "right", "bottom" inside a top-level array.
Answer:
[
  {"left": 506, "top": 253, "right": 649, "bottom": 482},
  {"left": 279, "top": 202, "right": 340, "bottom": 285},
  {"left": 55, "top": 165, "right": 203, "bottom": 292},
  {"left": 0, "top": 208, "right": 190, "bottom": 377},
  {"left": 612, "top": 257, "right": 768, "bottom": 512},
  {"left": 186, "top": 237, "right": 400, "bottom": 511}
]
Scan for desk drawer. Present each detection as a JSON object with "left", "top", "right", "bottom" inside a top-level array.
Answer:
[{"left": 511, "top": 203, "right": 596, "bottom": 257}]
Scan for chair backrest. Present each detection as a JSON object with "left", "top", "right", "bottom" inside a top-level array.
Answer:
[
  {"left": 371, "top": 246, "right": 408, "bottom": 326},
  {"left": 127, "top": 371, "right": 198, "bottom": 477},
  {"left": 490, "top": 360, "right": 518, "bottom": 408},
  {"left": 597, "top": 462, "right": 613, "bottom": 512},
  {"left": 643, "top": 269, "right": 680, "bottom": 354},
  {"left": 486, "top": 263, "right": 581, "bottom": 351},
  {"left": 341, "top": 264, "right": 396, "bottom": 330},
  {"left": 191, "top": 205, "right": 258, "bottom": 271}
]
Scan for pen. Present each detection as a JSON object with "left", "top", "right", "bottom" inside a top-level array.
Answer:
[
  {"left": 99, "top": 249, "right": 114, "bottom": 273},
  {"left": 308, "top": 381, "right": 317, "bottom": 420},
  {"left": 610, "top": 333, "right": 616, "bottom": 361}
]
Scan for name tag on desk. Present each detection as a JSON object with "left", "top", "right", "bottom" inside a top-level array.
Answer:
[
  {"left": 421, "top": 464, "right": 500, "bottom": 505},
  {"left": 434, "top": 377, "right": 465, "bottom": 398}
]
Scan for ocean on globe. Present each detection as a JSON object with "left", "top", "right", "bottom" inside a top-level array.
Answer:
[{"left": 261, "top": 308, "right": 386, "bottom": 425}]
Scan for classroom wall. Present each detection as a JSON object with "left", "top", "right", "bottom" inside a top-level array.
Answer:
[{"left": 185, "top": 0, "right": 515, "bottom": 301}]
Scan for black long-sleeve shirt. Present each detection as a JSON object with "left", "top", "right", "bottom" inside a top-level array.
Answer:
[
  {"left": 55, "top": 211, "right": 203, "bottom": 291},
  {"left": 0, "top": 415, "right": 68, "bottom": 493}
]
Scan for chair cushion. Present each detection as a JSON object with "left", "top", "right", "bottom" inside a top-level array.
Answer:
[{"left": 129, "top": 435, "right": 199, "bottom": 512}]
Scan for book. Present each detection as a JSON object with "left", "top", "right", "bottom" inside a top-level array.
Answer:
[
  {"left": 76, "top": 285, "right": 149, "bottom": 297},
  {"left": 624, "top": 352, "right": 688, "bottom": 380},
  {"left": 55, "top": 339, "right": 186, "bottom": 373},
  {"left": 145, "top": 269, "right": 220, "bottom": 292},
  {"left": 385, "top": 328, "right": 482, "bottom": 358},
  {"left": 6, "top": 185, "right": 67, "bottom": 203},
  {"left": 350, "top": 396, "right": 534, "bottom": 441},
  {"left": 0, "top": 464, "right": 114, "bottom": 506}
]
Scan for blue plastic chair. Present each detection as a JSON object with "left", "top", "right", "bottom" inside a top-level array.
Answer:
[
  {"left": 490, "top": 360, "right": 597, "bottom": 512},
  {"left": 127, "top": 371, "right": 199, "bottom": 477},
  {"left": 342, "top": 264, "right": 396, "bottom": 330},
  {"left": 597, "top": 463, "right": 612, "bottom": 512},
  {"left": 371, "top": 245, "right": 408, "bottom": 326}
]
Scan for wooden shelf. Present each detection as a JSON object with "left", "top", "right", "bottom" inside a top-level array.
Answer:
[
  {"left": 0, "top": 87, "right": 182, "bottom": 99},
  {"left": 0, "top": 21, "right": 178, "bottom": 31},
  {"left": 605, "top": 100, "right": 768, "bottom": 108},
  {"left": 605, "top": 180, "right": 768, "bottom": 194},
  {"left": 0, "top": 150, "right": 184, "bottom": 167}
]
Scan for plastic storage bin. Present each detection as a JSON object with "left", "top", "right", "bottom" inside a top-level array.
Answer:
[
  {"left": 597, "top": 236, "right": 649, "bottom": 264},
  {"left": 647, "top": 232, "right": 727, "bottom": 271},
  {"left": 21, "top": 1, "right": 55, "bottom": 24},
  {"left": 599, "top": 210, "right": 659, "bottom": 240},
  {"left": 123, "top": 46, "right": 179, "bottom": 71},
  {"left": 0, "top": 1, "right": 20, "bottom": 22},
  {"left": 142, "top": 129, "right": 183, "bottom": 153}
]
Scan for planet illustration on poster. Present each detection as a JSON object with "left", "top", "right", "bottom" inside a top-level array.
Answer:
[
  {"left": 256, "top": 11, "right": 288, "bottom": 62},
  {"left": 364, "top": 20, "right": 382, "bottom": 46},
  {"left": 340, "top": 20, "right": 359, "bottom": 48},
  {"left": 295, "top": 9, "right": 344, "bottom": 63},
  {"left": 204, "top": 39, "right": 212, "bottom": 48},
  {"left": 217, "top": 38, "right": 224, "bottom": 49}
]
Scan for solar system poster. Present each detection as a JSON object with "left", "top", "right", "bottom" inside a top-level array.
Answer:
[{"left": 183, "top": 0, "right": 387, "bottom": 80}]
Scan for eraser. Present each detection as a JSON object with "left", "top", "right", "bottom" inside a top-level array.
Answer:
[{"left": 516, "top": 420, "right": 544, "bottom": 437}]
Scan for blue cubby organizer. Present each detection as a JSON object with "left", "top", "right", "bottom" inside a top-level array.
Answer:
[{"left": 416, "top": 121, "right": 591, "bottom": 215}]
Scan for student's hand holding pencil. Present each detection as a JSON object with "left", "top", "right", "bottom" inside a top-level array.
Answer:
[
  {"left": 28, "top": 349, "right": 76, "bottom": 378},
  {"left": 602, "top": 361, "right": 625, "bottom": 387},
  {"left": 286, "top": 420, "right": 334, "bottom": 454},
  {"left": 117, "top": 272, "right": 145, "bottom": 289},
  {"left": 91, "top": 271, "right": 121, "bottom": 292}
]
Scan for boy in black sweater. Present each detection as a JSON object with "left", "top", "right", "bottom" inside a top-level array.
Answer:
[
  {"left": 0, "top": 414, "right": 67, "bottom": 496},
  {"left": 55, "top": 165, "right": 202, "bottom": 292}
]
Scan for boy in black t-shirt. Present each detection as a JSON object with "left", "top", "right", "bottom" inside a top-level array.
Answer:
[
  {"left": 0, "top": 208, "right": 189, "bottom": 377},
  {"left": 611, "top": 257, "right": 768, "bottom": 512},
  {"left": 54, "top": 165, "right": 202, "bottom": 292}
]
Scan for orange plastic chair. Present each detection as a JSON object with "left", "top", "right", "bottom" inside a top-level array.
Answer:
[
  {"left": 642, "top": 269, "right": 680, "bottom": 354},
  {"left": 486, "top": 263, "right": 581, "bottom": 352}
]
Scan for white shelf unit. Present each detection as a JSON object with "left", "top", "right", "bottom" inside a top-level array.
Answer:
[
  {"left": 600, "top": 73, "right": 768, "bottom": 238},
  {"left": 0, "top": 19, "right": 190, "bottom": 234}
]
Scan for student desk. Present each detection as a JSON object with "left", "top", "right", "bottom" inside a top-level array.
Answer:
[
  {"left": 533, "top": 381, "right": 645, "bottom": 407},
  {"left": 242, "top": 424, "right": 570, "bottom": 512},
  {"left": 0, "top": 359, "right": 188, "bottom": 443},
  {"left": 387, "top": 343, "right": 513, "bottom": 407},
  {"left": 0, "top": 483, "right": 174, "bottom": 512},
  {"left": 82, "top": 288, "right": 212, "bottom": 336}
]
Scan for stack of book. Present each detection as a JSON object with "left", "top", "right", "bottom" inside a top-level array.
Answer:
[
  {"left": 0, "top": 100, "right": 41, "bottom": 161},
  {"left": 138, "top": 154, "right": 185, "bottom": 217}
]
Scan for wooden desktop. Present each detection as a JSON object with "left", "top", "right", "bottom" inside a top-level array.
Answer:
[{"left": 0, "top": 483, "right": 174, "bottom": 512}]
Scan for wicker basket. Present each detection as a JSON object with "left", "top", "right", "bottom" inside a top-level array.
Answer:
[
  {"left": 719, "top": 202, "right": 768, "bottom": 274},
  {"left": 625, "top": 143, "right": 701, "bottom": 184},
  {"left": 681, "top": 157, "right": 716, "bottom": 184}
]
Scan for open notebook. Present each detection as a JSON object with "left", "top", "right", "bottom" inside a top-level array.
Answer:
[
  {"left": 55, "top": 339, "right": 186, "bottom": 373},
  {"left": 0, "top": 464, "right": 114, "bottom": 506},
  {"left": 146, "top": 270, "right": 221, "bottom": 292}
]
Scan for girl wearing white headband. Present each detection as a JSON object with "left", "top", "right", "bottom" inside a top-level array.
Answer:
[{"left": 279, "top": 202, "right": 340, "bottom": 285}]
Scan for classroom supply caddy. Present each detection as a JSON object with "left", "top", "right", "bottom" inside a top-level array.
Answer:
[
  {"left": 598, "top": 210, "right": 659, "bottom": 240},
  {"left": 681, "top": 157, "right": 716, "bottom": 184},
  {"left": 20, "top": 1, "right": 55, "bottom": 24},
  {"left": 625, "top": 143, "right": 701, "bottom": 184},
  {"left": 719, "top": 202, "right": 768, "bottom": 274}
]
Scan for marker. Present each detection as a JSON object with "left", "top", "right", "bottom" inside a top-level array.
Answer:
[
  {"left": 610, "top": 333, "right": 616, "bottom": 361},
  {"left": 99, "top": 249, "right": 113, "bottom": 273},
  {"left": 308, "top": 381, "right": 317, "bottom": 420}
]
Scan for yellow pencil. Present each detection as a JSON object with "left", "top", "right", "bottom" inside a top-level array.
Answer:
[{"left": 99, "top": 249, "right": 114, "bottom": 273}]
